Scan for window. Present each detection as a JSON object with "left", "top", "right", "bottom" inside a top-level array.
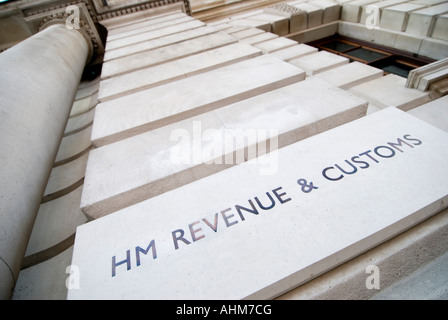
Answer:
[{"left": 309, "top": 36, "right": 433, "bottom": 78}]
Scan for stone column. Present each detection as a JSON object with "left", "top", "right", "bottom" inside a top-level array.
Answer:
[{"left": 0, "top": 23, "right": 90, "bottom": 299}]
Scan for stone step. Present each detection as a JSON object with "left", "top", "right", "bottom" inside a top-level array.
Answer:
[
  {"left": 81, "top": 78, "right": 367, "bottom": 219},
  {"left": 310, "top": 0, "right": 341, "bottom": 24},
  {"left": 291, "top": 2, "right": 324, "bottom": 28},
  {"left": 101, "top": 32, "right": 237, "bottom": 79},
  {"left": 253, "top": 37, "right": 298, "bottom": 53},
  {"left": 228, "top": 18, "right": 272, "bottom": 32},
  {"left": 407, "top": 95, "right": 448, "bottom": 132},
  {"left": 98, "top": 43, "right": 262, "bottom": 102},
  {"left": 25, "top": 185, "right": 87, "bottom": 257},
  {"left": 264, "top": 3, "right": 308, "bottom": 33},
  {"left": 92, "top": 55, "right": 306, "bottom": 147},
  {"left": 405, "top": 2, "right": 448, "bottom": 37},
  {"left": 379, "top": 3, "right": 426, "bottom": 31},
  {"left": 312, "top": 61, "right": 384, "bottom": 89},
  {"left": 247, "top": 12, "right": 290, "bottom": 36},
  {"left": 107, "top": 15, "right": 194, "bottom": 42},
  {"left": 349, "top": 74, "right": 432, "bottom": 111},
  {"left": 227, "top": 27, "right": 265, "bottom": 40},
  {"left": 288, "top": 51, "right": 350, "bottom": 76},
  {"left": 105, "top": 20, "right": 205, "bottom": 51},
  {"left": 43, "top": 152, "right": 88, "bottom": 202},
  {"left": 341, "top": 0, "right": 382, "bottom": 23},
  {"left": 104, "top": 26, "right": 219, "bottom": 62},
  {"left": 239, "top": 31, "right": 279, "bottom": 45},
  {"left": 69, "top": 107, "right": 448, "bottom": 299},
  {"left": 270, "top": 44, "right": 318, "bottom": 61},
  {"left": 432, "top": 13, "right": 448, "bottom": 40},
  {"left": 107, "top": 12, "right": 189, "bottom": 38},
  {"left": 359, "top": 0, "right": 412, "bottom": 25}
]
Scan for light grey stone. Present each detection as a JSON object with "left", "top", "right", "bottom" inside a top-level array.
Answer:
[
  {"left": 104, "top": 26, "right": 219, "bottom": 62},
  {"left": 408, "top": 95, "right": 448, "bottom": 132},
  {"left": 69, "top": 107, "right": 448, "bottom": 299},
  {"left": 105, "top": 20, "right": 205, "bottom": 51},
  {"left": 98, "top": 43, "right": 262, "bottom": 102},
  {"left": 81, "top": 78, "right": 367, "bottom": 219},
  {"left": 349, "top": 74, "right": 431, "bottom": 111},
  {"left": 270, "top": 44, "right": 318, "bottom": 61},
  {"left": 379, "top": 3, "right": 425, "bottom": 31},
  {"left": 312, "top": 61, "right": 384, "bottom": 89},
  {"left": 101, "top": 32, "right": 237, "bottom": 79},
  {"left": 432, "top": 13, "right": 448, "bottom": 41},
  {"left": 92, "top": 55, "right": 305, "bottom": 147},
  {"left": 288, "top": 51, "right": 349, "bottom": 76},
  {"left": 253, "top": 37, "right": 298, "bottom": 53}
]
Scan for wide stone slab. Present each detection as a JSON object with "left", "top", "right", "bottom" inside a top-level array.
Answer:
[
  {"left": 288, "top": 51, "right": 349, "bottom": 76},
  {"left": 379, "top": 3, "right": 425, "bottom": 31},
  {"left": 405, "top": 3, "right": 448, "bottom": 37},
  {"left": 98, "top": 43, "right": 262, "bottom": 102},
  {"left": 105, "top": 19, "right": 205, "bottom": 51},
  {"left": 349, "top": 74, "right": 431, "bottom": 111},
  {"left": 82, "top": 78, "right": 367, "bottom": 219},
  {"left": 407, "top": 95, "right": 448, "bottom": 132},
  {"left": 106, "top": 12, "right": 187, "bottom": 37},
  {"left": 101, "top": 32, "right": 237, "bottom": 79},
  {"left": 312, "top": 61, "right": 384, "bottom": 89},
  {"left": 92, "top": 55, "right": 305, "bottom": 147},
  {"left": 270, "top": 44, "right": 318, "bottom": 61},
  {"left": 104, "top": 26, "right": 219, "bottom": 62},
  {"left": 69, "top": 107, "right": 448, "bottom": 299},
  {"left": 107, "top": 14, "right": 193, "bottom": 41},
  {"left": 253, "top": 37, "right": 298, "bottom": 53}
]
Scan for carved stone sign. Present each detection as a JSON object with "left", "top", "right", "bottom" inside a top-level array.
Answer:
[{"left": 68, "top": 107, "right": 448, "bottom": 299}]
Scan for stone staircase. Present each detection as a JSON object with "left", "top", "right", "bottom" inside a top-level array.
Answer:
[{"left": 12, "top": 3, "right": 448, "bottom": 300}]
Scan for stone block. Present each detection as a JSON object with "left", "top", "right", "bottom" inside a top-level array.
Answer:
[
  {"left": 432, "top": 13, "right": 448, "bottom": 41},
  {"left": 341, "top": 0, "right": 379, "bottom": 22},
  {"left": 406, "top": 3, "right": 448, "bottom": 37},
  {"left": 249, "top": 13, "right": 290, "bottom": 36},
  {"left": 292, "top": 2, "right": 324, "bottom": 28},
  {"left": 92, "top": 55, "right": 305, "bottom": 147},
  {"left": 105, "top": 20, "right": 205, "bottom": 51},
  {"left": 359, "top": 0, "right": 410, "bottom": 25},
  {"left": 26, "top": 186, "right": 87, "bottom": 256},
  {"left": 101, "top": 32, "right": 237, "bottom": 79},
  {"left": 312, "top": 61, "right": 384, "bottom": 89},
  {"left": 107, "top": 15, "right": 194, "bottom": 42},
  {"left": 81, "top": 78, "right": 367, "bottom": 219},
  {"left": 98, "top": 43, "right": 262, "bottom": 102},
  {"left": 418, "top": 37, "right": 448, "bottom": 60},
  {"left": 106, "top": 12, "right": 188, "bottom": 37},
  {"left": 240, "top": 32, "right": 278, "bottom": 45},
  {"left": 288, "top": 51, "right": 349, "bottom": 76},
  {"left": 349, "top": 74, "right": 431, "bottom": 111},
  {"left": 379, "top": 3, "right": 425, "bottom": 31},
  {"left": 408, "top": 95, "right": 448, "bottom": 132},
  {"left": 264, "top": 3, "right": 308, "bottom": 33},
  {"left": 310, "top": 0, "right": 341, "bottom": 23},
  {"left": 270, "top": 44, "right": 318, "bottom": 61},
  {"left": 107, "top": 13, "right": 191, "bottom": 40},
  {"left": 104, "top": 26, "right": 218, "bottom": 62},
  {"left": 54, "top": 126, "right": 92, "bottom": 165},
  {"left": 253, "top": 37, "right": 298, "bottom": 53},
  {"left": 69, "top": 107, "right": 448, "bottom": 299},
  {"left": 228, "top": 27, "right": 265, "bottom": 40},
  {"left": 229, "top": 18, "right": 272, "bottom": 32}
]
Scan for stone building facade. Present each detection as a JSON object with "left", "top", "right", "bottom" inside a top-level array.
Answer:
[{"left": 0, "top": 0, "right": 447, "bottom": 299}]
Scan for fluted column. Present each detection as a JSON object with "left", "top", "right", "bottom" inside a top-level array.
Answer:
[{"left": 0, "top": 23, "right": 90, "bottom": 299}]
